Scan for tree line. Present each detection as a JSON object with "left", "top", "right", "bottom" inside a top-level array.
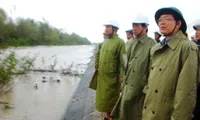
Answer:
[{"left": 0, "top": 8, "right": 91, "bottom": 47}]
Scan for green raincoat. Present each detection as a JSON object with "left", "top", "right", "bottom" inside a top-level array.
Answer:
[
  {"left": 89, "top": 43, "right": 102, "bottom": 90},
  {"left": 96, "top": 34, "right": 126, "bottom": 112},
  {"left": 122, "top": 38, "right": 136, "bottom": 89},
  {"left": 142, "top": 31, "right": 198, "bottom": 120},
  {"left": 126, "top": 38, "right": 134, "bottom": 52},
  {"left": 111, "top": 35, "right": 156, "bottom": 120}
]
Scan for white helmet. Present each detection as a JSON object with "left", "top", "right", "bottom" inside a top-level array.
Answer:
[
  {"left": 132, "top": 14, "right": 149, "bottom": 25},
  {"left": 104, "top": 20, "right": 119, "bottom": 29}
]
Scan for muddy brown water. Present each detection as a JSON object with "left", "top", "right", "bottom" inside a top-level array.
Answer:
[{"left": 0, "top": 45, "right": 95, "bottom": 120}]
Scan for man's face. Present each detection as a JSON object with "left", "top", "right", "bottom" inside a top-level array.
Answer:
[
  {"left": 105, "top": 26, "right": 113, "bottom": 35},
  {"left": 157, "top": 14, "right": 177, "bottom": 35},
  {"left": 196, "top": 29, "right": 200, "bottom": 40},
  {"left": 154, "top": 33, "right": 160, "bottom": 40},
  {"left": 126, "top": 32, "right": 133, "bottom": 40},
  {"left": 103, "top": 29, "right": 108, "bottom": 36},
  {"left": 132, "top": 24, "right": 143, "bottom": 36}
]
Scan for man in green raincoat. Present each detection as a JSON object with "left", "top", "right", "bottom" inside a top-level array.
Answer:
[
  {"left": 142, "top": 7, "right": 198, "bottom": 120},
  {"left": 95, "top": 20, "right": 126, "bottom": 120},
  {"left": 154, "top": 31, "right": 162, "bottom": 43},
  {"left": 125, "top": 29, "right": 134, "bottom": 52},
  {"left": 192, "top": 23, "right": 200, "bottom": 120},
  {"left": 111, "top": 14, "right": 156, "bottom": 120}
]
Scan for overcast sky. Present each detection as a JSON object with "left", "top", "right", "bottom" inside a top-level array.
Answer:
[{"left": 0, "top": 0, "right": 200, "bottom": 43}]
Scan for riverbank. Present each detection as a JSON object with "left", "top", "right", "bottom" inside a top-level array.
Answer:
[{"left": 64, "top": 55, "right": 104, "bottom": 120}]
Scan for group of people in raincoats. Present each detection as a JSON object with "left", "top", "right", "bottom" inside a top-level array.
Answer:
[{"left": 89, "top": 6, "right": 200, "bottom": 120}]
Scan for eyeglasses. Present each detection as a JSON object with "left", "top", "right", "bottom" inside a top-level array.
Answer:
[{"left": 157, "top": 17, "right": 175, "bottom": 23}]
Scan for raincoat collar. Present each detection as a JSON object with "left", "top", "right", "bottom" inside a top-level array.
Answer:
[
  {"left": 167, "top": 30, "right": 184, "bottom": 50},
  {"left": 136, "top": 35, "right": 148, "bottom": 44},
  {"left": 160, "top": 37, "right": 172, "bottom": 46},
  {"left": 109, "top": 34, "right": 118, "bottom": 39},
  {"left": 152, "top": 30, "right": 184, "bottom": 54}
]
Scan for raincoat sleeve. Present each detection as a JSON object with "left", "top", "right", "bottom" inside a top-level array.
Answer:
[
  {"left": 119, "top": 41, "right": 126, "bottom": 77},
  {"left": 95, "top": 43, "right": 102, "bottom": 70},
  {"left": 171, "top": 45, "right": 198, "bottom": 120},
  {"left": 197, "top": 46, "right": 200, "bottom": 85}
]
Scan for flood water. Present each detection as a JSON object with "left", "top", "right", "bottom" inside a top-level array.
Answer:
[{"left": 0, "top": 45, "right": 95, "bottom": 120}]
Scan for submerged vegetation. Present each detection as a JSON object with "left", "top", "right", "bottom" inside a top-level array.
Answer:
[{"left": 0, "top": 52, "right": 35, "bottom": 91}]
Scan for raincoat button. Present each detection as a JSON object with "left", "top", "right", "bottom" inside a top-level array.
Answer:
[
  {"left": 155, "top": 90, "right": 158, "bottom": 93},
  {"left": 125, "top": 82, "right": 128, "bottom": 85},
  {"left": 152, "top": 111, "right": 155, "bottom": 114},
  {"left": 159, "top": 68, "right": 162, "bottom": 71},
  {"left": 151, "top": 67, "right": 154, "bottom": 70},
  {"left": 133, "top": 70, "right": 135, "bottom": 73},
  {"left": 144, "top": 106, "right": 147, "bottom": 109},
  {"left": 135, "top": 57, "right": 137, "bottom": 59}
]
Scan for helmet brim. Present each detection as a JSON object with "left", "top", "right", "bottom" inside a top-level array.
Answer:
[{"left": 193, "top": 25, "right": 200, "bottom": 30}]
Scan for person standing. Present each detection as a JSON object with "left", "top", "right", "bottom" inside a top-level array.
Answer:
[
  {"left": 95, "top": 20, "right": 126, "bottom": 120},
  {"left": 154, "top": 31, "right": 162, "bottom": 43},
  {"left": 125, "top": 29, "right": 134, "bottom": 51},
  {"left": 142, "top": 7, "right": 198, "bottom": 120},
  {"left": 111, "top": 14, "right": 156, "bottom": 120},
  {"left": 192, "top": 23, "right": 200, "bottom": 120}
]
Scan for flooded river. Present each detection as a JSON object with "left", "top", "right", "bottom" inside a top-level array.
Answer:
[{"left": 0, "top": 45, "right": 95, "bottom": 120}]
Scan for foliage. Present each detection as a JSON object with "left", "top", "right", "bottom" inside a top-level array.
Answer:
[
  {"left": 0, "top": 8, "right": 91, "bottom": 48},
  {"left": 0, "top": 52, "right": 35, "bottom": 90}
]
